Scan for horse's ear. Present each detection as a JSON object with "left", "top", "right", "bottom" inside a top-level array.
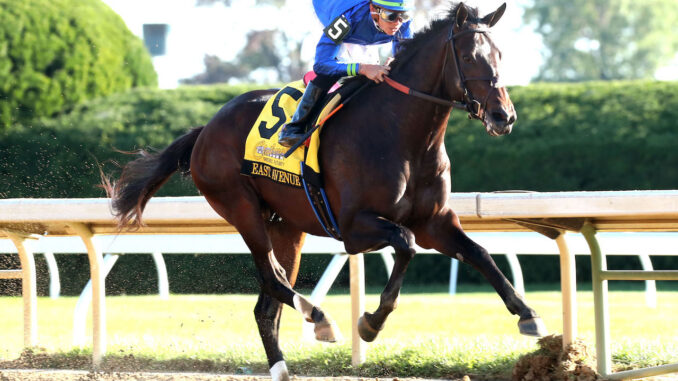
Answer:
[
  {"left": 455, "top": 3, "right": 468, "bottom": 28},
  {"left": 482, "top": 2, "right": 506, "bottom": 28}
]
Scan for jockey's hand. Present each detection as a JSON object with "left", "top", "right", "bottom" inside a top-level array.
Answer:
[{"left": 359, "top": 64, "right": 390, "bottom": 83}]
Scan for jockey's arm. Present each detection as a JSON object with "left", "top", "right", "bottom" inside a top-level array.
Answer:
[
  {"left": 313, "top": 34, "right": 361, "bottom": 78},
  {"left": 313, "top": 34, "right": 391, "bottom": 83}
]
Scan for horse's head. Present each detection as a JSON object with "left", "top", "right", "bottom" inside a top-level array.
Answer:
[{"left": 445, "top": 3, "right": 515, "bottom": 136}]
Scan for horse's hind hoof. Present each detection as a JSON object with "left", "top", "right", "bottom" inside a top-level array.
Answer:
[
  {"left": 315, "top": 318, "right": 342, "bottom": 343},
  {"left": 518, "top": 317, "right": 547, "bottom": 337},
  {"left": 357, "top": 314, "right": 380, "bottom": 342}
]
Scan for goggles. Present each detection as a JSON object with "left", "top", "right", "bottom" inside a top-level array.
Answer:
[{"left": 373, "top": 7, "right": 411, "bottom": 23}]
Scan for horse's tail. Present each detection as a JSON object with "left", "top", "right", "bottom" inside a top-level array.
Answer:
[{"left": 103, "top": 126, "right": 204, "bottom": 229}]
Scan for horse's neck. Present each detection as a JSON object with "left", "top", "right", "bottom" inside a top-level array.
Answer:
[
  {"left": 387, "top": 36, "right": 454, "bottom": 151},
  {"left": 391, "top": 45, "right": 447, "bottom": 100}
]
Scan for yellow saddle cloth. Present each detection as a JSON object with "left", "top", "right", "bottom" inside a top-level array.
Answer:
[{"left": 241, "top": 80, "right": 340, "bottom": 188}]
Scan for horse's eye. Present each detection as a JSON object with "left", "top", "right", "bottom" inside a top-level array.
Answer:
[{"left": 462, "top": 55, "right": 473, "bottom": 64}]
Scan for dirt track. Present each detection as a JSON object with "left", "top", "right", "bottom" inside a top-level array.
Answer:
[{"left": 0, "top": 370, "right": 468, "bottom": 381}]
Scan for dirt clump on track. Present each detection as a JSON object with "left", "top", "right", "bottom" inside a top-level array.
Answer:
[{"left": 512, "top": 335, "right": 598, "bottom": 381}]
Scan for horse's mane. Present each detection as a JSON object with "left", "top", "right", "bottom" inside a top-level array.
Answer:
[{"left": 390, "top": 2, "right": 480, "bottom": 71}]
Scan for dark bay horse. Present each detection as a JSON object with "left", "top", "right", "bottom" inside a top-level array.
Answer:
[{"left": 107, "top": 3, "right": 545, "bottom": 380}]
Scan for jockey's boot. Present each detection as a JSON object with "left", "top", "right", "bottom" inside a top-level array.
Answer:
[{"left": 278, "top": 81, "right": 326, "bottom": 147}]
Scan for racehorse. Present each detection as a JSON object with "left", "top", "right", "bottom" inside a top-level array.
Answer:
[{"left": 106, "top": 3, "right": 545, "bottom": 380}]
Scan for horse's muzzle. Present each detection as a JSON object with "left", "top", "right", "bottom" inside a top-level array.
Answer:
[{"left": 485, "top": 107, "right": 515, "bottom": 136}]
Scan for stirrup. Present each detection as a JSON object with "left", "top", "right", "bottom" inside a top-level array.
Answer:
[{"left": 278, "top": 124, "right": 307, "bottom": 147}]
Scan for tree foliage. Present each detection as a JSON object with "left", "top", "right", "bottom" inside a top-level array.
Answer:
[
  {"left": 524, "top": 0, "right": 678, "bottom": 81},
  {"left": 186, "top": 0, "right": 447, "bottom": 84},
  {"left": 181, "top": 30, "right": 306, "bottom": 84},
  {"left": 0, "top": 0, "right": 157, "bottom": 129}
]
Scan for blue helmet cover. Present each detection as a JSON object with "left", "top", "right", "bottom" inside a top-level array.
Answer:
[{"left": 371, "top": 0, "right": 412, "bottom": 11}]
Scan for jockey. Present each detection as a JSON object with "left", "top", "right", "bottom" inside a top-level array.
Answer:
[{"left": 278, "top": 0, "right": 413, "bottom": 147}]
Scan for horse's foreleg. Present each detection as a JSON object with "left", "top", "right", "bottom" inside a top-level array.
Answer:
[
  {"left": 414, "top": 208, "right": 547, "bottom": 337},
  {"left": 342, "top": 212, "right": 417, "bottom": 342}
]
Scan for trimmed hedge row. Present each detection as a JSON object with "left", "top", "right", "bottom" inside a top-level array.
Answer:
[
  {"left": 0, "top": 0, "right": 157, "bottom": 129},
  {"left": 2, "top": 80, "right": 676, "bottom": 199}
]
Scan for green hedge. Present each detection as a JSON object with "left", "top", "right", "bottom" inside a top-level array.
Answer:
[
  {"left": 0, "top": 84, "right": 262, "bottom": 198},
  {"left": 2, "top": 80, "right": 676, "bottom": 199},
  {"left": 0, "top": 0, "right": 157, "bottom": 129}
]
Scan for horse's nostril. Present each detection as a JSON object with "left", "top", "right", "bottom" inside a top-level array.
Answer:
[
  {"left": 492, "top": 111, "right": 509, "bottom": 124},
  {"left": 508, "top": 114, "right": 516, "bottom": 125}
]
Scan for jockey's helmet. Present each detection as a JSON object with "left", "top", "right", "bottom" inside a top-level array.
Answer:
[{"left": 371, "top": 0, "right": 413, "bottom": 12}]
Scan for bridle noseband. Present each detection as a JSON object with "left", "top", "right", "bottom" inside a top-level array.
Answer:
[{"left": 384, "top": 24, "right": 499, "bottom": 120}]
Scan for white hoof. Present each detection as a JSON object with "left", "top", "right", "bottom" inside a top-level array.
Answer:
[
  {"left": 270, "top": 360, "right": 289, "bottom": 381},
  {"left": 315, "top": 317, "right": 343, "bottom": 343}
]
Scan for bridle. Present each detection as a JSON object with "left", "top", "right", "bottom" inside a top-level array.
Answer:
[{"left": 384, "top": 24, "right": 500, "bottom": 120}]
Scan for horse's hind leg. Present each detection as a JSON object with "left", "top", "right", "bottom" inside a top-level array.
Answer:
[
  {"left": 254, "top": 218, "right": 340, "bottom": 381},
  {"left": 254, "top": 219, "right": 305, "bottom": 381},
  {"left": 414, "top": 208, "right": 547, "bottom": 337},
  {"left": 205, "top": 193, "right": 339, "bottom": 380},
  {"left": 341, "top": 211, "right": 417, "bottom": 342}
]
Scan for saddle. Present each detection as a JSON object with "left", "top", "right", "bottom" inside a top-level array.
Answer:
[
  {"left": 303, "top": 72, "right": 370, "bottom": 133},
  {"left": 241, "top": 75, "right": 370, "bottom": 240}
]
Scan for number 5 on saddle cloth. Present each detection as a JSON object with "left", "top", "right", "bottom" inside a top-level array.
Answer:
[{"left": 241, "top": 78, "right": 370, "bottom": 240}]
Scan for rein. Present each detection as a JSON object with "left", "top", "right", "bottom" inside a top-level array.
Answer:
[
  {"left": 384, "top": 25, "right": 498, "bottom": 119},
  {"left": 383, "top": 76, "right": 468, "bottom": 110}
]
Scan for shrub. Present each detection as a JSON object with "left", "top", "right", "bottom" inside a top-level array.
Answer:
[
  {"left": 0, "top": 0, "right": 157, "bottom": 129},
  {"left": 0, "top": 84, "right": 262, "bottom": 198}
]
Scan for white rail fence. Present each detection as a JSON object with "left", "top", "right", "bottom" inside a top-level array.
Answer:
[
  {"left": 2, "top": 191, "right": 678, "bottom": 380},
  {"left": 0, "top": 231, "right": 669, "bottom": 307}
]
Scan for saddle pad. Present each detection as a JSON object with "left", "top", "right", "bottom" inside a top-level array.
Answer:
[{"left": 241, "top": 80, "right": 340, "bottom": 188}]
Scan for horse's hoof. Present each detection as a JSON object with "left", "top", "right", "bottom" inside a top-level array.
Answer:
[
  {"left": 315, "top": 318, "right": 342, "bottom": 343},
  {"left": 357, "top": 314, "right": 380, "bottom": 342},
  {"left": 270, "top": 360, "right": 289, "bottom": 381},
  {"left": 518, "top": 316, "right": 547, "bottom": 337}
]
